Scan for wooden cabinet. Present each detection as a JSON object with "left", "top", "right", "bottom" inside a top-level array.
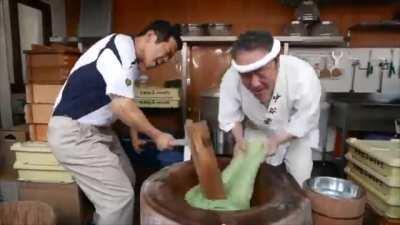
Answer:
[{"left": 25, "top": 47, "right": 79, "bottom": 84}]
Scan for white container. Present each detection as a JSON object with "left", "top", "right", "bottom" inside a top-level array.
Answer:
[{"left": 11, "top": 142, "right": 59, "bottom": 166}]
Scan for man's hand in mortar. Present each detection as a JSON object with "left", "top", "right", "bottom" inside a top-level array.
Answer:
[
  {"left": 266, "top": 130, "right": 295, "bottom": 156},
  {"left": 232, "top": 122, "right": 246, "bottom": 157},
  {"left": 233, "top": 138, "right": 246, "bottom": 157},
  {"left": 265, "top": 138, "right": 278, "bottom": 156}
]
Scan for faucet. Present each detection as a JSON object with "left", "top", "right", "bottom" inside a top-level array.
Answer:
[
  {"left": 349, "top": 59, "right": 360, "bottom": 93},
  {"left": 377, "top": 58, "right": 389, "bottom": 93}
]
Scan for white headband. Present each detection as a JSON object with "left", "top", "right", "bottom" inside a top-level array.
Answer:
[{"left": 231, "top": 39, "right": 281, "bottom": 73}]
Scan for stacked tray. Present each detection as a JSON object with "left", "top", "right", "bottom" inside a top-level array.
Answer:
[
  {"left": 345, "top": 138, "right": 400, "bottom": 219},
  {"left": 11, "top": 142, "right": 73, "bottom": 183}
]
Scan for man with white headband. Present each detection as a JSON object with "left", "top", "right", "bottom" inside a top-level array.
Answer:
[{"left": 218, "top": 31, "right": 321, "bottom": 185}]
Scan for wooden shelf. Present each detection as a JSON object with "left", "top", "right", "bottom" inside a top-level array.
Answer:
[
  {"left": 349, "top": 21, "right": 400, "bottom": 31},
  {"left": 182, "top": 35, "right": 345, "bottom": 46}
]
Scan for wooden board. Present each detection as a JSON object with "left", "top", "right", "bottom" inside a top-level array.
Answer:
[
  {"left": 28, "top": 44, "right": 81, "bottom": 54},
  {"left": 24, "top": 104, "right": 53, "bottom": 124},
  {"left": 135, "top": 87, "right": 180, "bottom": 99},
  {"left": 26, "top": 53, "right": 78, "bottom": 68},
  {"left": 26, "top": 67, "right": 70, "bottom": 84},
  {"left": 112, "top": 0, "right": 399, "bottom": 47},
  {"left": 186, "top": 120, "right": 225, "bottom": 199},
  {"left": 25, "top": 51, "right": 78, "bottom": 84},
  {"left": 28, "top": 124, "right": 48, "bottom": 142},
  {"left": 26, "top": 84, "right": 62, "bottom": 104},
  {"left": 135, "top": 98, "right": 180, "bottom": 108}
]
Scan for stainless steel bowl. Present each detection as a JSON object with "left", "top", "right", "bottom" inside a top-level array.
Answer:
[
  {"left": 207, "top": 23, "right": 232, "bottom": 36},
  {"left": 283, "top": 20, "right": 308, "bottom": 36},
  {"left": 180, "top": 23, "right": 206, "bottom": 36},
  {"left": 310, "top": 21, "right": 339, "bottom": 36},
  {"left": 304, "top": 177, "right": 364, "bottom": 199}
]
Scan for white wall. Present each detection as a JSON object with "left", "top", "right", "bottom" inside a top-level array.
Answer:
[
  {"left": 290, "top": 47, "right": 400, "bottom": 155},
  {"left": 18, "top": 3, "right": 44, "bottom": 83},
  {"left": 49, "top": 0, "right": 66, "bottom": 37},
  {"left": 0, "top": 0, "right": 14, "bottom": 128},
  {"left": 289, "top": 48, "right": 400, "bottom": 94}
]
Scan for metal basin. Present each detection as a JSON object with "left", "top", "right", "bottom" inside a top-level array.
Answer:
[{"left": 304, "top": 176, "right": 363, "bottom": 199}]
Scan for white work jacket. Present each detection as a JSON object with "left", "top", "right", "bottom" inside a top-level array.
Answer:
[{"left": 218, "top": 55, "right": 321, "bottom": 165}]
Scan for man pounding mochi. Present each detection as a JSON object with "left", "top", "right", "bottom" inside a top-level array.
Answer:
[{"left": 218, "top": 31, "right": 321, "bottom": 185}]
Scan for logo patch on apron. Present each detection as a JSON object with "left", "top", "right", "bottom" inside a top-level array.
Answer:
[{"left": 125, "top": 78, "right": 132, "bottom": 86}]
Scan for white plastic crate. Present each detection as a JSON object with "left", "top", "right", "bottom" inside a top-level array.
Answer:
[
  {"left": 11, "top": 142, "right": 59, "bottom": 166},
  {"left": 13, "top": 161, "right": 73, "bottom": 183}
]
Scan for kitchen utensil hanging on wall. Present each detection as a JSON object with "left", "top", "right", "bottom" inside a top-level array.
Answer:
[
  {"left": 377, "top": 58, "right": 388, "bottom": 93},
  {"left": 349, "top": 59, "right": 359, "bottom": 92},
  {"left": 331, "top": 50, "right": 343, "bottom": 78},
  {"left": 398, "top": 49, "right": 400, "bottom": 79},
  {"left": 366, "top": 50, "right": 373, "bottom": 78},
  {"left": 320, "top": 56, "right": 331, "bottom": 79},
  {"left": 388, "top": 49, "right": 396, "bottom": 78}
]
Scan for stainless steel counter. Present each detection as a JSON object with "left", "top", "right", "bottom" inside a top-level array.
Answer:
[{"left": 325, "top": 92, "right": 400, "bottom": 175}]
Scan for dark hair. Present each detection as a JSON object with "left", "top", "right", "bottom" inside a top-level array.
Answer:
[
  {"left": 138, "top": 20, "right": 182, "bottom": 50},
  {"left": 231, "top": 31, "right": 274, "bottom": 59}
]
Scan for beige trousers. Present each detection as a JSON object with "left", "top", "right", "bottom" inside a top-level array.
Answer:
[
  {"left": 283, "top": 139, "right": 313, "bottom": 186},
  {"left": 48, "top": 116, "right": 135, "bottom": 225}
]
